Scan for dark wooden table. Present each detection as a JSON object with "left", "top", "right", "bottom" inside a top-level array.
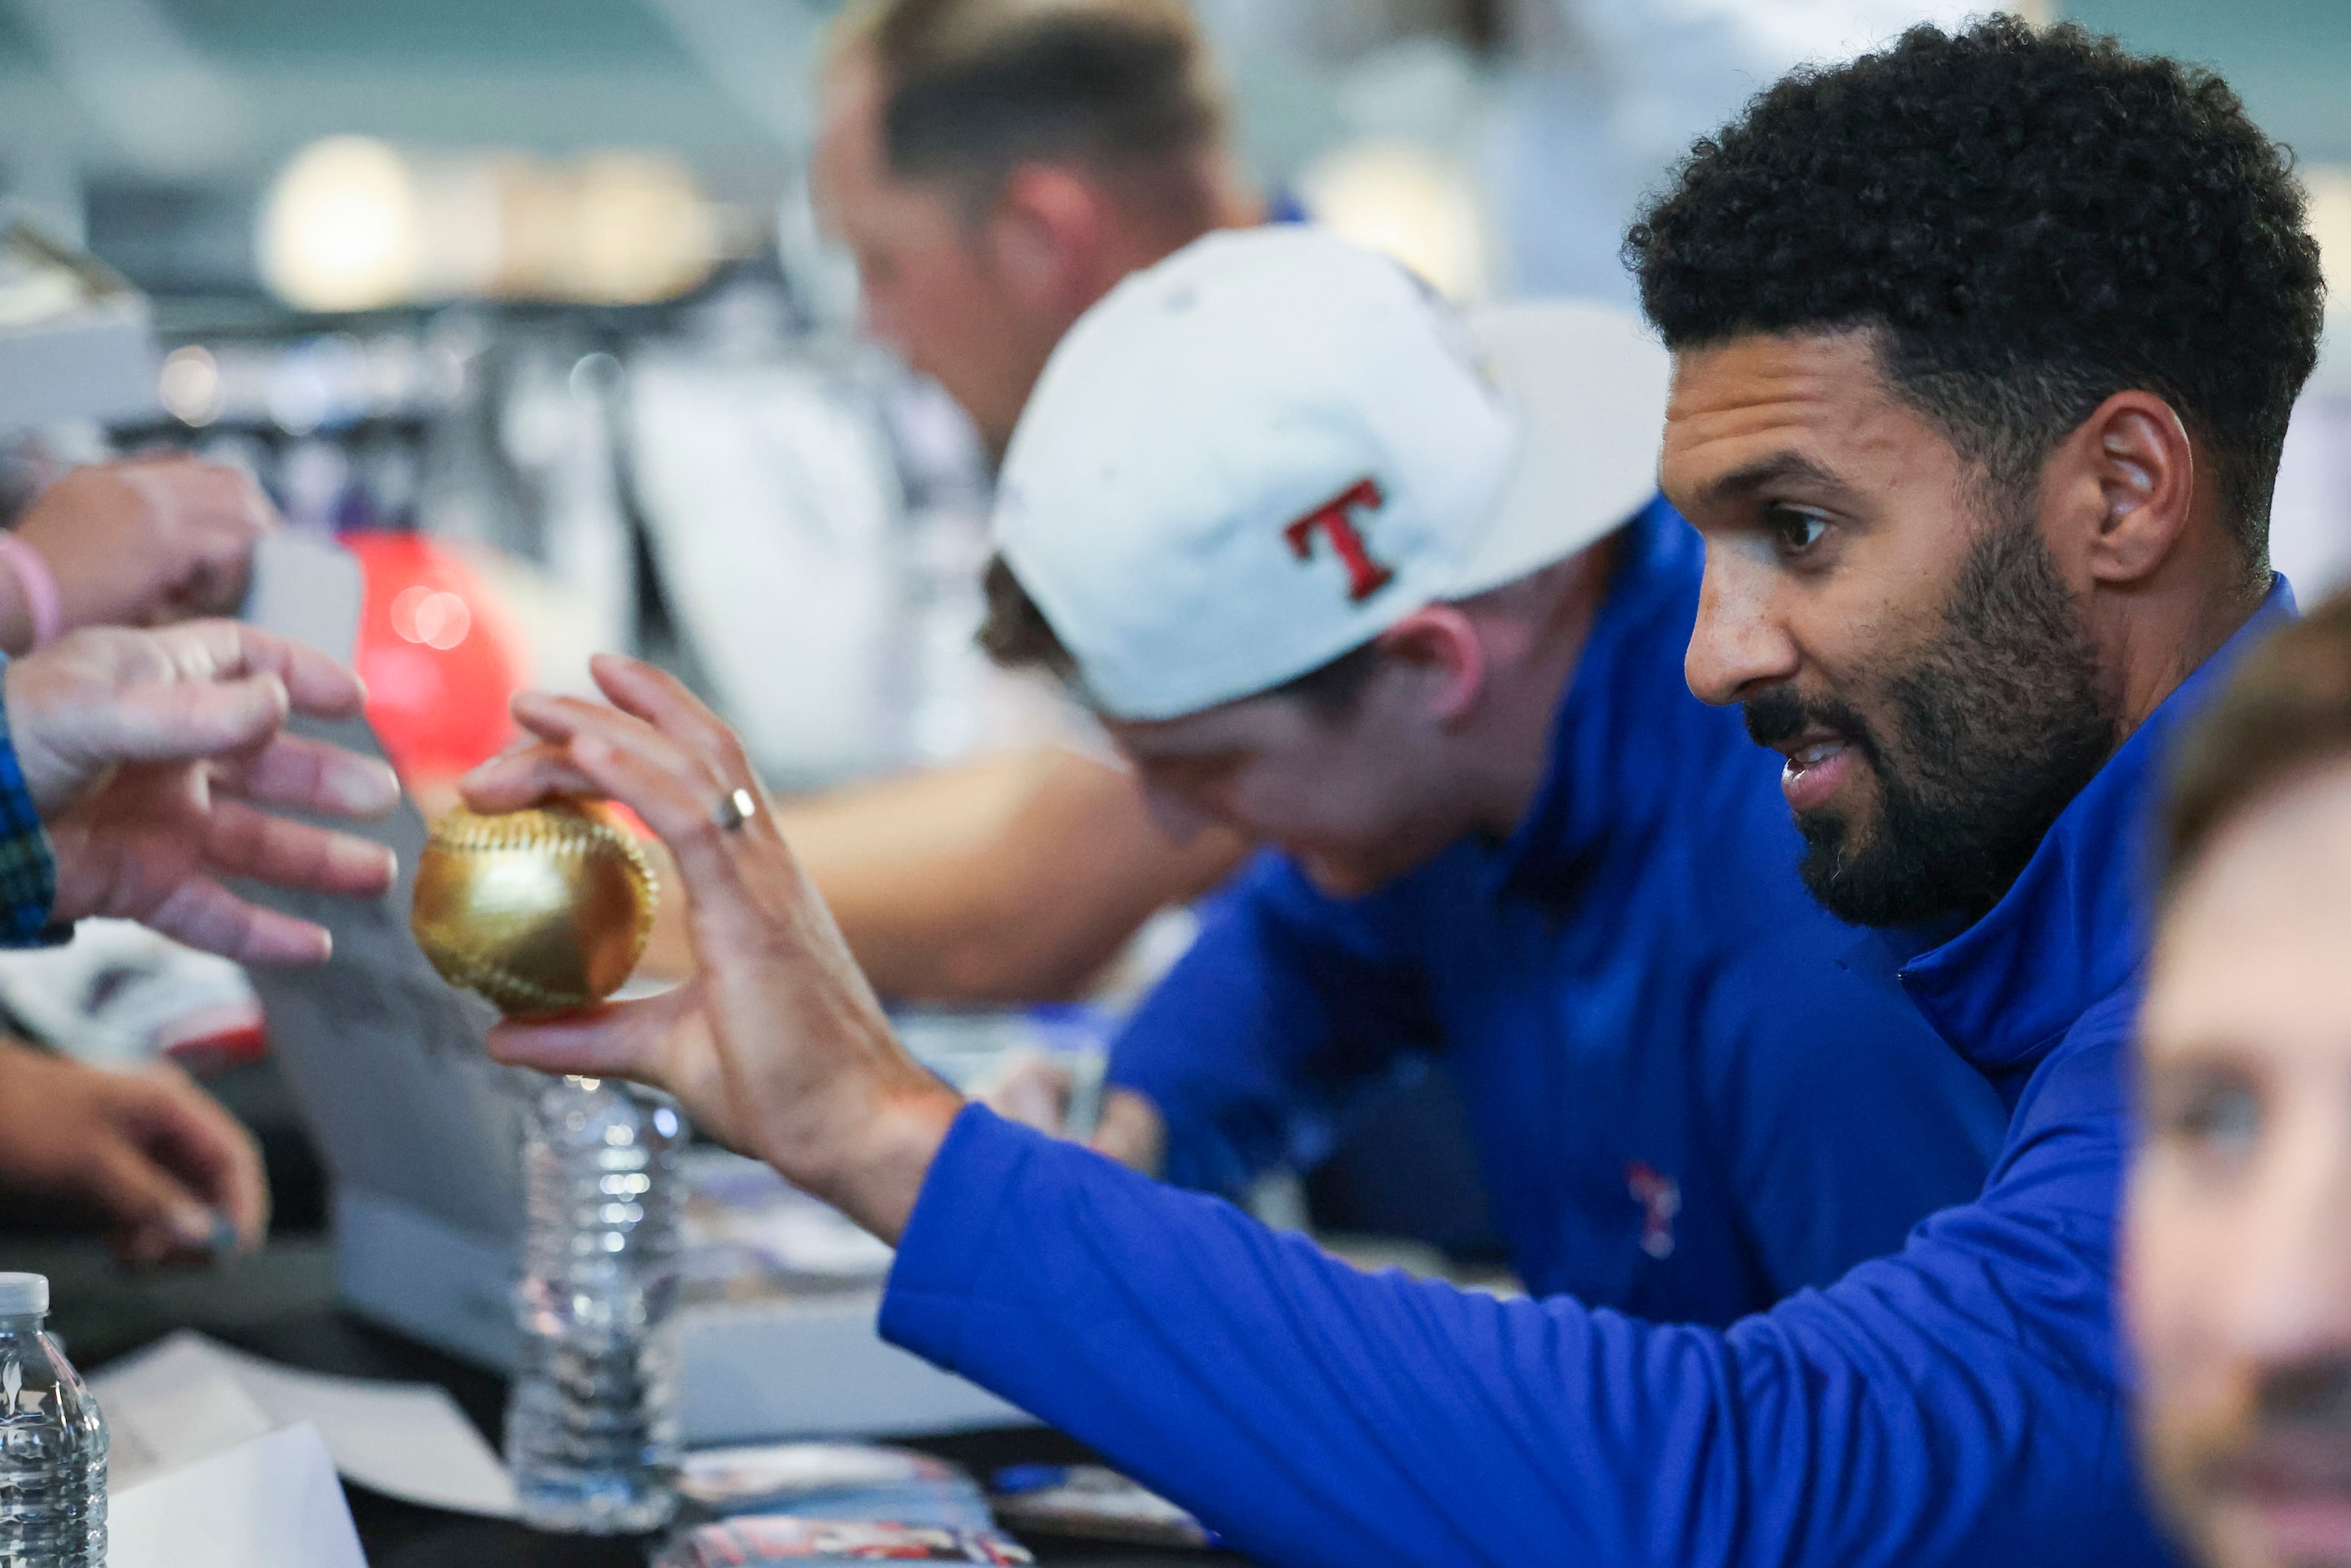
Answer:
[{"left": 24, "top": 1239, "right": 1242, "bottom": 1566}]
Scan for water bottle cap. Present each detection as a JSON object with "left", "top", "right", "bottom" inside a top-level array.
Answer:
[{"left": 0, "top": 1274, "right": 46, "bottom": 1316}]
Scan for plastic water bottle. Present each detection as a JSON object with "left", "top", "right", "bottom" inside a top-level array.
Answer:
[
  {"left": 0, "top": 1273, "right": 106, "bottom": 1566},
  {"left": 506, "top": 1075, "right": 685, "bottom": 1534}
]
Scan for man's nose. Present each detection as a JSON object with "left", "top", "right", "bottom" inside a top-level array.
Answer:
[
  {"left": 2224, "top": 1109, "right": 2351, "bottom": 1375},
  {"left": 1685, "top": 544, "right": 1801, "bottom": 707}
]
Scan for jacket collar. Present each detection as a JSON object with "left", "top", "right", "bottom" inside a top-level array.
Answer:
[
  {"left": 1896, "top": 578, "right": 2298, "bottom": 1073},
  {"left": 1486, "top": 496, "right": 1705, "bottom": 902}
]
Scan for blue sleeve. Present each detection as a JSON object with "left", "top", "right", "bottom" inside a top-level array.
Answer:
[
  {"left": 0, "top": 665, "right": 63, "bottom": 948},
  {"left": 1105, "top": 852, "right": 1437, "bottom": 1196},
  {"left": 1698, "top": 935, "right": 2008, "bottom": 1297},
  {"left": 882, "top": 1004, "right": 2173, "bottom": 1567}
]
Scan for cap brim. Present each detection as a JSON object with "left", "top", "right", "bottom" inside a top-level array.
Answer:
[{"left": 1446, "top": 301, "right": 1672, "bottom": 597}]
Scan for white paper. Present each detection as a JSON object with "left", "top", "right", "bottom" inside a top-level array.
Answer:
[
  {"left": 109, "top": 1423, "right": 367, "bottom": 1568},
  {"left": 94, "top": 1330, "right": 518, "bottom": 1518},
  {"left": 94, "top": 1333, "right": 276, "bottom": 1493}
]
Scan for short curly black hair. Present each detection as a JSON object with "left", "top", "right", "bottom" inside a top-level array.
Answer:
[{"left": 1626, "top": 17, "right": 2325, "bottom": 564}]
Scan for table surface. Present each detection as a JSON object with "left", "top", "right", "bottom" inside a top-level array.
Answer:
[{"left": 22, "top": 1238, "right": 1246, "bottom": 1568}]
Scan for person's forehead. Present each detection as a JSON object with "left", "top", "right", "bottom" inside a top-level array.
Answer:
[
  {"left": 811, "top": 55, "right": 947, "bottom": 234},
  {"left": 1666, "top": 331, "right": 1879, "bottom": 423},
  {"left": 1660, "top": 330, "right": 1943, "bottom": 502},
  {"left": 2147, "top": 766, "right": 2351, "bottom": 1056}
]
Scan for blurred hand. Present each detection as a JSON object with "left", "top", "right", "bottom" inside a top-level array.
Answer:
[
  {"left": 463, "top": 655, "right": 963, "bottom": 1242},
  {"left": 0, "top": 1042, "right": 268, "bottom": 1266},
  {"left": 979, "top": 1052, "right": 1167, "bottom": 1176},
  {"left": 9, "top": 458, "right": 277, "bottom": 649},
  {"left": 9, "top": 621, "right": 401, "bottom": 964}
]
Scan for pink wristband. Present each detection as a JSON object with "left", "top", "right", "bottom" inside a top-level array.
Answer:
[{"left": 0, "top": 535, "right": 62, "bottom": 650}]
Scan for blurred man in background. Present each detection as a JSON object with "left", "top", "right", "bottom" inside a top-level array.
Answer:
[
  {"left": 2132, "top": 599, "right": 2351, "bottom": 1568},
  {"left": 752, "top": 0, "right": 1256, "bottom": 1004}
]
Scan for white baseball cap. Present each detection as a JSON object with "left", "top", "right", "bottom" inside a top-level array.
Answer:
[{"left": 993, "top": 225, "right": 1672, "bottom": 721}]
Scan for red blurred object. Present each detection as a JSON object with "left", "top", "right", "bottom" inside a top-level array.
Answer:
[{"left": 341, "top": 533, "right": 530, "bottom": 786}]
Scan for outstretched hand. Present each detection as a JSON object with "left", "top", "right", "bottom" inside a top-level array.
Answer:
[
  {"left": 463, "top": 654, "right": 963, "bottom": 1242},
  {"left": 0, "top": 1043, "right": 269, "bottom": 1266},
  {"left": 10, "top": 621, "right": 401, "bottom": 964},
  {"left": 11, "top": 456, "right": 277, "bottom": 645}
]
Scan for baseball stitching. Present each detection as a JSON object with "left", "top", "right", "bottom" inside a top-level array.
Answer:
[{"left": 418, "top": 804, "right": 657, "bottom": 1012}]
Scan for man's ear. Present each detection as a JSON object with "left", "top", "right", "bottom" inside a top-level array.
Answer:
[
  {"left": 981, "top": 164, "right": 1116, "bottom": 320},
  {"left": 2054, "top": 390, "right": 2197, "bottom": 588},
  {"left": 1374, "top": 606, "right": 1484, "bottom": 724}
]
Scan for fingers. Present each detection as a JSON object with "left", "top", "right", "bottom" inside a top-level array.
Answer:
[
  {"left": 210, "top": 732, "right": 400, "bottom": 820},
  {"left": 499, "top": 695, "right": 741, "bottom": 860},
  {"left": 459, "top": 740, "right": 606, "bottom": 814},
  {"left": 119, "top": 461, "right": 274, "bottom": 615},
  {"left": 81, "top": 1133, "right": 220, "bottom": 1267},
  {"left": 162, "top": 620, "right": 368, "bottom": 721},
  {"left": 978, "top": 1050, "right": 1075, "bottom": 1136},
  {"left": 129, "top": 1065, "right": 270, "bottom": 1253},
  {"left": 201, "top": 796, "right": 398, "bottom": 901},
  {"left": 133, "top": 875, "right": 336, "bottom": 966},
  {"left": 468, "top": 660, "right": 759, "bottom": 821},
  {"left": 1091, "top": 1089, "right": 1169, "bottom": 1177},
  {"left": 562, "top": 726, "right": 772, "bottom": 933},
  {"left": 589, "top": 655, "right": 751, "bottom": 778},
  {"left": 120, "top": 458, "right": 278, "bottom": 548},
  {"left": 22, "top": 664, "right": 291, "bottom": 807},
  {"left": 487, "top": 987, "right": 695, "bottom": 1086}
]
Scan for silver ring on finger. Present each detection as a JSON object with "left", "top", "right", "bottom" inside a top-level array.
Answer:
[{"left": 714, "top": 786, "right": 758, "bottom": 833}]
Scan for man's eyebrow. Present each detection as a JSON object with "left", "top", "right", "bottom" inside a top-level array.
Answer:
[{"left": 1699, "top": 451, "right": 1849, "bottom": 507}]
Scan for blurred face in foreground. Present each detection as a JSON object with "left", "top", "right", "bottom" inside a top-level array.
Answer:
[{"left": 2134, "top": 761, "right": 2351, "bottom": 1568}]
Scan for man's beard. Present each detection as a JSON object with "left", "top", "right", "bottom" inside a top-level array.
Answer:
[
  {"left": 2146, "top": 1354, "right": 2351, "bottom": 1568},
  {"left": 1745, "top": 510, "right": 2119, "bottom": 928}
]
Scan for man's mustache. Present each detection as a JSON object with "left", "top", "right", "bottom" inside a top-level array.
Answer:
[
  {"left": 1742, "top": 685, "right": 1879, "bottom": 760},
  {"left": 2263, "top": 1358, "right": 2351, "bottom": 1429},
  {"left": 2188, "top": 1359, "right": 2351, "bottom": 1497}
]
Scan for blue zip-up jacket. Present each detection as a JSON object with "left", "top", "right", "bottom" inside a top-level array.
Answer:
[
  {"left": 878, "top": 578, "right": 2297, "bottom": 1564},
  {"left": 1105, "top": 498, "right": 2004, "bottom": 1324}
]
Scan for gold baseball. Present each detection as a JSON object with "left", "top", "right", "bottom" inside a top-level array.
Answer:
[{"left": 411, "top": 801, "right": 658, "bottom": 1019}]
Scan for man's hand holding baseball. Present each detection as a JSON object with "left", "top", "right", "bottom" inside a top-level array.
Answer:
[{"left": 463, "top": 655, "right": 964, "bottom": 1243}]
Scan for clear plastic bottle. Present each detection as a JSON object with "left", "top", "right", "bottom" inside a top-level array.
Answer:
[
  {"left": 0, "top": 1273, "right": 106, "bottom": 1567},
  {"left": 506, "top": 1074, "right": 685, "bottom": 1535}
]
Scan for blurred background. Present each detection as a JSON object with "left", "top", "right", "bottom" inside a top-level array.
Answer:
[
  {"left": 0, "top": 0, "right": 2336, "bottom": 1303},
  {"left": 0, "top": 0, "right": 2338, "bottom": 804}
]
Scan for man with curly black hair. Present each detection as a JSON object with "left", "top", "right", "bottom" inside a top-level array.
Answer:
[
  {"left": 450, "top": 18, "right": 2317, "bottom": 1566},
  {"left": 1629, "top": 13, "right": 2318, "bottom": 929},
  {"left": 1622, "top": 11, "right": 2319, "bottom": 1564}
]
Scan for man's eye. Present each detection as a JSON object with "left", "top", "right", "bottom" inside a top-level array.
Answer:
[
  {"left": 2158, "top": 1070, "right": 2265, "bottom": 1164},
  {"left": 1764, "top": 505, "right": 1829, "bottom": 556}
]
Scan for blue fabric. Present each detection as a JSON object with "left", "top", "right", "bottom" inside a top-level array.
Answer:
[
  {"left": 1105, "top": 498, "right": 2005, "bottom": 1322},
  {"left": 881, "top": 569, "right": 2300, "bottom": 1565},
  {"left": 0, "top": 655, "right": 62, "bottom": 947}
]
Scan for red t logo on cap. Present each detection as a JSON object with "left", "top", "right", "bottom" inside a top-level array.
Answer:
[{"left": 1284, "top": 478, "right": 1395, "bottom": 604}]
